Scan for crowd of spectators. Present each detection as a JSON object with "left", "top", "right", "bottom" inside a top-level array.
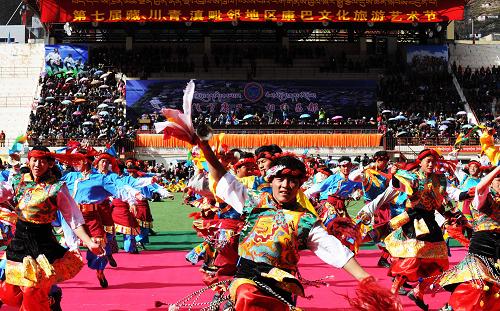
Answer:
[
  {"left": 89, "top": 46, "right": 195, "bottom": 79},
  {"left": 375, "top": 55, "right": 475, "bottom": 145},
  {"left": 378, "top": 56, "right": 461, "bottom": 115},
  {"left": 134, "top": 159, "right": 193, "bottom": 181},
  {"left": 88, "top": 45, "right": 390, "bottom": 79},
  {"left": 453, "top": 63, "right": 499, "bottom": 122},
  {"left": 27, "top": 66, "right": 136, "bottom": 146},
  {"left": 136, "top": 109, "right": 378, "bottom": 133},
  {"left": 27, "top": 46, "right": 499, "bottom": 151}
]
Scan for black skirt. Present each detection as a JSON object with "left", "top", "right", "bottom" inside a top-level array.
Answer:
[
  {"left": 6, "top": 220, "right": 67, "bottom": 264},
  {"left": 401, "top": 208, "right": 444, "bottom": 242},
  {"left": 468, "top": 230, "right": 500, "bottom": 261},
  {"left": 236, "top": 257, "right": 297, "bottom": 305}
]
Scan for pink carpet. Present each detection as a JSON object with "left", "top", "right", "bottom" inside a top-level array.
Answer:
[{"left": 2, "top": 247, "right": 467, "bottom": 310}]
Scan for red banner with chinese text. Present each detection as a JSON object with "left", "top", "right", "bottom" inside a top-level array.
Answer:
[{"left": 40, "top": 0, "right": 464, "bottom": 23}]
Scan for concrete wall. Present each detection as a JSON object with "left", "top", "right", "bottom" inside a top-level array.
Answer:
[
  {"left": 0, "top": 25, "right": 25, "bottom": 43},
  {"left": 449, "top": 42, "right": 500, "bottom": 68}
]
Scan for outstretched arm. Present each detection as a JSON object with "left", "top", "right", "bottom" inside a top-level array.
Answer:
[
  {"left": 357, "top": 185, "right": 398, "bottom": 218},
  {"left": 476, "top": 165, "right": 500, "bottom": 195},
  {"left": 307, "top": 223, "right": 369, "bottom": 281},
  {"left": 57, "top": 185, "right": 104, "bottom": 256},
  {"left": 473, "top": 165, "right": 500, "bottom": 211},
  {"left": 342, "top": 257, "right": 371, "bottom": 281},
  {"left": 198, "top": 140, "right": 227, "bottom": 184}
]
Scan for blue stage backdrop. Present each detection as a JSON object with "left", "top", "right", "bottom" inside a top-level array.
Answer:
[{"left": 126, "top": 80, "right": 377, "bottom": 123}]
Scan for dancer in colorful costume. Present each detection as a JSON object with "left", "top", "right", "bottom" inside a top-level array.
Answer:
[
  {"left": 360, "top": 149, "right": 463, "bottom": 310},
  {"left": 438, "top": 165, "right": 500, "bottom": 311},
  {"left": 304, "top": 155, "right": 361, "bottom": 221},
  {"left": 304, "top": 156, "right": 363, "bottom": 252},
  {"left": 184, "top": 147, "right": 245, "bottom": 305},
  {"left": 0, "top": 146, "right": 103, "bottom": 310},
  {"left": 61, "top": 151, "right": 142, "bottom": 288},
  {"left": 126, "top": 165, "right": 172, "bottom": 249},
  {"left": 443, "top": 160, "right": 484, "bottom": 248},
  {"left": 349, "top": 151, "right": 396, "bottom": 267},
  {"left": 194, "top": 139, "right": 399, "bottom": 311}
]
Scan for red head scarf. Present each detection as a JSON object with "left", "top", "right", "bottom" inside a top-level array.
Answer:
[
  {"left": 93, "top": 153, "right": 119, "bottom": 174},
  {"left": 28, "top": 150, "right": 87, "bottom": 167}
]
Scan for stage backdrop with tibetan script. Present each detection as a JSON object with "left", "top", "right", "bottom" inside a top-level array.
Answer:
[
  {"left": 125, "top": 79, "right": 377, "bottom": 123},
  {"left": 40, "top": 0, "right": 465, "bottom": 23}
]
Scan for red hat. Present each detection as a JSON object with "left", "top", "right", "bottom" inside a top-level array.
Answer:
[
  {"left": 233, "top": 157, "right": 257, "bottom": 170},
  {"left": 93, "top": 153, "right": 119, "bottom": 174}
]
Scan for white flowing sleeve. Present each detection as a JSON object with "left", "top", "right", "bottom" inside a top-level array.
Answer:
[
  {"left": 156, "top": 186, "right": 174, "bottom": 199},
  {"left": 304, "top": 175, "right": 332, "bottom": 198},
  {"left": 307, "top": 222, "right": 354, "bottom": 268},
  {"left": 215, "top": 172, "right": 248, "bottom": 214},
  {"left": 357, "top": 185, "right": 398, "bottom": 217},
  {"left": 133, "top": 177, "right": 154, "bottom": 188},
  {"left": 348, "top": 166, "right": 365, "bottom": 183},
  {"left": 114, "top": 184, "right": 140, "bottom": 205},
  {"left": 446, "top": 182, "right": 461, "bottom": 202},
  {"left": 0, "top": 181, "right": 14, "bottom": 203},
  {"left": 473, "top": 187, "right": 490, "bottom": 211},
  {"left": 57, "top": 184, "right": 85, "bottom": 230}
]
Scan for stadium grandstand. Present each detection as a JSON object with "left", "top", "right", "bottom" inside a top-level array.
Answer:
[
  {"left": 0, "top": 0, "right": 499, "bottom": 310},
  {"left": 1, "top": 1, "right": 495, "bottom": 159}
]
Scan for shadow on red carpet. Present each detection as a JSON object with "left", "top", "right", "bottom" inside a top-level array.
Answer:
[{"left": 1, "top": 247, "right": 468, "bottom": 310}]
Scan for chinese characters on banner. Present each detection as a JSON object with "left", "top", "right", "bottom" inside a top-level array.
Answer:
[{"left": 40, "top": 0, "right": 464, "bottom": 23}]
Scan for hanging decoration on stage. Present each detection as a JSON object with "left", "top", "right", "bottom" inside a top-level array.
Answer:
[{"left": 39, "top": 0, "right": 464, "bottom": 23}]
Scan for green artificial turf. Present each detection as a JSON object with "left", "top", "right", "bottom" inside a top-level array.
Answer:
[
  {"left": 116, "top": 193, "right": 463, "bottom": 251},
  {"left": 124, "top": 194, "right": 376, "bottom": 251}
]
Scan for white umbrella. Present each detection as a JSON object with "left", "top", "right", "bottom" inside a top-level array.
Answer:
[
  {"left": 461, "top": 124, "right": 473, "bottom": 129},
  {"left": 99, "top": 85, "right": 109, "bottom": 89},
  {"left": 394, "top": 115, "right": 407, "bottom": 121},
  {"left": 72, "top": 110, "right": 82, "bottom": 116},
  {"left": 381, "top": 110, "right": 392, "bottom": 114},
  {"left": 456, "top": 111, "right": 467, "bottom": 116},
  {"left": 90, "top": 115, "right": 99, "bottom": 120},
  {"left": 61, "top": 100, "right": 72, "bottom": 105},
  {"left": 446, "top": 117, "right": 456, "bottom": 121},
  {"left": 439, "top": 124, "right": 448, "bottom": 131},
  {"left": 91, "top": 79, "right": 101, "bottom": 85},
  {"left": 332, "top": 116, "right": 343, "bottom": 120},
  {"left": 100, "top": 72, "right": 111, "bottom": 79},
  {"left": 396, "top": 131, "right": 408, "bottom": 137},
  {"left": 45, "top": 96, "right": 55, "bottom": 102},
  {"left": 79, "top": 77, "right": 89, "bottom": 83},
  {"left": 243, "top": 114, "right": 254, "bottom": 120},
  {"left": 114, "top": 98, "right": 123, "bottom": 104},
  {"left": 99, "top": 111, "right": 109, "bottom": 116},
  {"left": 65, "top": 77, "right": 74, "bottom": 83},
  {"left": 97, "top": 103, "right": 109, "bottom": 109},
  {"left": 83, "top": 121, "right": 94, "bottom": 126}
]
